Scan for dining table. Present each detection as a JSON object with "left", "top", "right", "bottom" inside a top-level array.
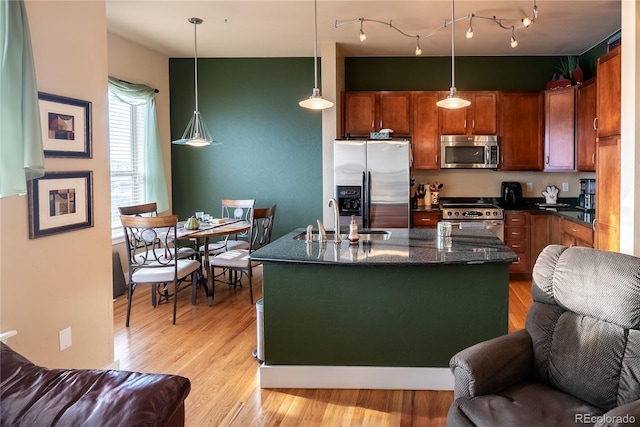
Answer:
[{"left": 175, "top": 218, "right": 251, "bottom": 305}]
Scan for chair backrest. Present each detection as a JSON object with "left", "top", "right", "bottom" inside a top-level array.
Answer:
[
  {"left": 252, "top": 204, "right": 277, "bottom": 251},
  {"left": 221, "top": 199, "right": 255, "bottom": 241},
  {"left": 120, "top": 215, "right": 179, "bottom": 270},
  {"left": 118, "top": 202, "right": 158, "bottom": 217},
  {"left": 528, "top": 244, "right": 640, "bottom": 411}
]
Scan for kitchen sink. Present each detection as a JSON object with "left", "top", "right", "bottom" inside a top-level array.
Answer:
[{"left": 293, "top": 230, "right": 391, "bottom": 241}]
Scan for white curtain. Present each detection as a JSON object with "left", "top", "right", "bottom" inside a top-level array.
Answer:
[{"left": 0, "top": 0, "right": 45, "bottom": 198}]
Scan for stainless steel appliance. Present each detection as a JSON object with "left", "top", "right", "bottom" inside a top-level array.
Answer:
[
  {"left": 579, "top": 178, "right": 596, "bottom": 210},
  {"left": 440, "top": 135, "right": 500, "bottom": 169},
  {"left": 441, "top": 202, "right": 505, "bottom": 241},
  {"left": 334, "top": 138, "right": 411, "bottom": 229}
]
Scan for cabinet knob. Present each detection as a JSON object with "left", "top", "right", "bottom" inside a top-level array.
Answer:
[
  {"left": 380, "top": 120, "right": 383, "bottom": 129},
  {"left": 592, "top": 153, "right": 595, "bottom": 164},
  {"left": 545, "top": 156, "right": 550, "bottom": 164},
  {"left": 464, "top": 119, "right": 467, "bottom": 129},
  {"left": 593, "top": 117, "right": 598, "bottom": 130},
  {"left": 472, "top": 119, "right": 475, "bottom": 129}
]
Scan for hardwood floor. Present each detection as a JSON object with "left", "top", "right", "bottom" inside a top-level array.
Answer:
[{"left": 114, "top": 268, "right": 532, "bottom": 426}]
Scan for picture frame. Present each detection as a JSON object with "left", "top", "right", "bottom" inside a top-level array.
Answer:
[
  {"left": 38, "top": 92, "right": 92, "bottom": 158},
  {"left": 28, "top": 171, "right": 94, "bottom": 239}
]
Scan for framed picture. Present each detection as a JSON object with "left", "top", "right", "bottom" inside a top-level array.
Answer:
[
  {"left": 28, "top": 171, "right": 94, "bottom": 239},
  {"left": 38, "top": 92, "right": 92, "bottom": 158}
]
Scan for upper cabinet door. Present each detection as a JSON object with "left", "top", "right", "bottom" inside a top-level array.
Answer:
[
  {"left": 470, "top": 92, "right": 498, "bottom": 134},
  {"left": 499, "top": 92, "right": 543, "bottom": 171},
  {"left": 343, "top": 92, "right": 411, "bottom": 137},
  {"left": 438, "top": 91, "right": 497, "bottom": 135},
  {"left": 377, "top": 92, "right": 412, "bottom": 136},
  {"left": 596, "top": 46, "right": 621, "bottom": 138},
  {"left": 576, "top": 78, "right": 597, "bottom": 171},
  {"left": 411, "top": 91, "right": 440, "bottom": 170},
  {"left": 344, "top": 92, "right": 376, "bottom": 137},
  {"left": 544, "top": 86, "right": 576, "bottom": 172}
]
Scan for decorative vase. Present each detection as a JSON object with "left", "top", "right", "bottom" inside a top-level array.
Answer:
[
  {"left": 545, "top": 73, "right": 559, "bottom": 90},
  {"left": 572, "top": 60, "right": 584, "bottom": 85}
]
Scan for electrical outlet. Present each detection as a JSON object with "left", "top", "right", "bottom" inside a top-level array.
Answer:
[
  {"left": 562, "top": 182, "right": 569, "bottom": 192},
  {"left": 59, "top": 327, "right": 72, "bottom": 351},
  {"left": 526, "top": 182, "right": 533, "bottom": 192}
]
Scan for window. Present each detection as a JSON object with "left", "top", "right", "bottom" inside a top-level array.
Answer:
[{"left": 109, "top": 91, "right": 147, "bottom": 240}]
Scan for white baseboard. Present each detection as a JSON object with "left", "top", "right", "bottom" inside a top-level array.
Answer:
[{"left": 260, "top": 365, "right": 454, "bottom": 390}]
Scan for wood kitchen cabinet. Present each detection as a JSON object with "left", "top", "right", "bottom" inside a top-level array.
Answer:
[
  {"left": 411, "top": 210, "right": 441, "bottom": 228},
  {"left": 411, "top": 91, "right": 440, "bottom": 169},
  {"left": 343, "top": 91, "right": 411, "bottom": 137},
  {"left": 504, "top": 211, "right": 530, "bottom": 274},
  {"left": 595, "top": 135, "right": 620, "bottom": 251},
  {"left": 499, "top": 92, "right": 544, "bottom": 171},
  {"left": 439, "top": 91, "right": 498, "bottom": 135},
  {"left": 561, "top": 218, "right": 594, "bottom": 248},
  {"left": 576, "top": 78, "right": 597, "bottom": 171},
  {"left": 595, "top": 46, "right": 621, "bottom": 138},
  {"left": 544, "top": 86, "right": 576, "bottom": 171},
  {"left": 530, "top": 213, "right": 563, "bottom": 270}
]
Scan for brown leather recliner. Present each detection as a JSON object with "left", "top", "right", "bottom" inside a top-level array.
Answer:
[
  {"left": 447, "top": 245, "right": 640, "bottom": 427},
  {"left": 0, "top": 342, "right": 190, "bottom": 426}
]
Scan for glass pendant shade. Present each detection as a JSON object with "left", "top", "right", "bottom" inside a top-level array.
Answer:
[
  {"left": 172, "top": 17, "right": 216, "bottom": 146},
  {"left": 436, "top": 88, "right": 471, "bottom": 109},
  {"left": 299, "top": 88, "right": 334, "bottom": 110}
]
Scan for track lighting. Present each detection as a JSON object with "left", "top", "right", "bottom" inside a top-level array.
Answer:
[
  {"left": 359, "top": 18, "right": 367, "bottom": 42},
  {"left": 335, "top": 0, "right": 539, "bottom": 54},
  {"left": 510, "top": 27, "right": 518, "bottom": 48}
]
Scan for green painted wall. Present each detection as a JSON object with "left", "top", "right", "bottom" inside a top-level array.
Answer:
[
  {"left": 169, "top": 58, "right": 323, "bottom": 239},
  {"left": 345, "top": 56, "right": 561, "bottom": 91}
]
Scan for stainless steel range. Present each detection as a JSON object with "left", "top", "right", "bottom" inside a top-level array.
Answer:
[{"left": 441, "top": 202, "right": 505, "bottom": 241}]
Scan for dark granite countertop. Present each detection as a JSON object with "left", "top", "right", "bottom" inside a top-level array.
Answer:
[
  {"left": 250, "top": 228, "right": 518, "bottom": 266},
  {"left": 498, "top": 198, "right": 594, "bottom": 227}
]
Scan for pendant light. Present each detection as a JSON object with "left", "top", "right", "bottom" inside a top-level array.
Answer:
[
  {"left": 299, "top": 0, "right": 334, "bottom": 110},
  {"left": 172, "top": 17, "right": 217, "bottom": 147},
  {"left": 436, "top": 0, "right": 471, "bottom": 109}
]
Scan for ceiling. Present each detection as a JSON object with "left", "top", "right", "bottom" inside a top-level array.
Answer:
[{"left": 106, "top": 1, "right": 621, "bottom": 58}]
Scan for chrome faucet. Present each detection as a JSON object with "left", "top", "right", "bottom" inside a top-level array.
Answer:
[
  {"left": 317, "top": 219, "right": 327, "bottom": 243},
  {"left": 328, "top": 198, "right": 342, "bottom": 243}
]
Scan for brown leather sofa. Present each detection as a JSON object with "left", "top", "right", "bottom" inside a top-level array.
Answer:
[
  {"left": 0, "top": 342, "right": 190, "bottom": 426},
  {"left": 447, "top": 245, "right": 640, "bottom": 426}
]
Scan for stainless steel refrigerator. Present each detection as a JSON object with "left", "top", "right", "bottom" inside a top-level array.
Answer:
[{"left": 334, "top": 138, "right": 411, "bottom": 229}]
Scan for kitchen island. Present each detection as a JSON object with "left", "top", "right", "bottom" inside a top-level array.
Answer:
[{"left": 250, "top": 228, "right": 518, "bottom": 390}]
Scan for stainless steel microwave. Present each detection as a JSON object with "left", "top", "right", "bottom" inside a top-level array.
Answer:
[{"left": 440, "top": 135, "right": 500, "bottom": 169}]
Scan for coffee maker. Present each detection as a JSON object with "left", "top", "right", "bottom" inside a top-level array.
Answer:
[
  {"left": 579, "top": 179, "right": 596, "bottom": 210},
  {"left": 502, "top": 182, "right": 523, "bottom": 207}
]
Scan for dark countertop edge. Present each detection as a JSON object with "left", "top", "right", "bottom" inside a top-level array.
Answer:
[
  {"left": 250, "top": 228, "right": 519, "bottom": 266},
  {"left": 250, "top": 257, "right": 517, "bottom": 266}
]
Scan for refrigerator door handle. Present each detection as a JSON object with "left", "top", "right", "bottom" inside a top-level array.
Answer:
[
  {"left": 362, "top": 171, "right": 367, "bottom": 228},
  {"left": 367, "top": 171, "right": 372, "bottom": 229}
]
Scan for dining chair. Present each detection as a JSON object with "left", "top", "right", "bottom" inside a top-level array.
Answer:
[
  {"left": 199, "top": 199, "right": 255, "bottom": 256},
  {"left": 119, "top": 202, "right": 200, "bottom": 306},
  {"left": 209, "top": 204, "right": 276, "bottom": 304},
  {"left": 120, "top": 215, "right": 201, "bottom": 326}
]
